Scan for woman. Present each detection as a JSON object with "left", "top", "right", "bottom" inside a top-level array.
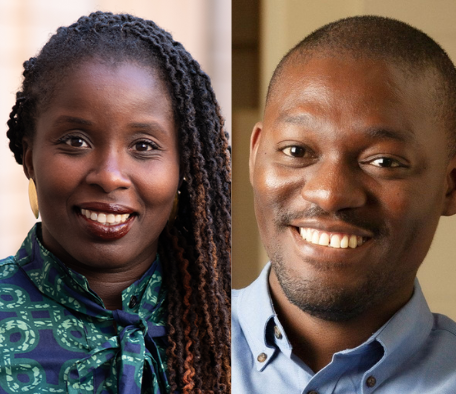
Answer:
[{"left": 2, "top": 11, "right": 230, "bottom": 394}]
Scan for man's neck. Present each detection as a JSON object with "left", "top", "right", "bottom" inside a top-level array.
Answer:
[{"left": 268, "top": 270, "right": 413, "bottom": 372}]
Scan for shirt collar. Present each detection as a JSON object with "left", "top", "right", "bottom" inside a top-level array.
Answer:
[
  {"left": 236, "top": 262, "right": 283, "bottom": 371},
  {"left": 15, "top": 224, "right": 167, "bottom": 324},
  {"left": 15, "top": 224, "right": 170, "bottom": 393},
  {"left": 366, "top": 278, "right": 433, "bottom": 384},
  {"left": 238, "top": 262, "right": 434, "bottom": 374}
]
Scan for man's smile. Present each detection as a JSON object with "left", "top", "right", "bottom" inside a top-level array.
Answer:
[
  {"left": 250, "top": 52, "right": 451, "bottom": 324},
  {"left": 298, "top": 227, "right": 368, "bottom": 249}
]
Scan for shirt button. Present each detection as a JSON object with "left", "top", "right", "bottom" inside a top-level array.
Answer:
[
  {"left": 366, "top": 376, "right": 377, "bottom": 387},
  {"left": 308, "top": 391, "right": 319, "bottom": 394},
  {"left": 274, "top": 325, "right": 283, "bottom": 339},
  {"left": 128, "top": 296, "right": 138, "bottom": 308},
  {"left": 257, "top": 353, "right": 267, "bottom": 362}
]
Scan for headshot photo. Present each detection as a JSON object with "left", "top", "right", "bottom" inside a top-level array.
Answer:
[
  {"left": 4, "top": 0, "right": 456, "bottom": 393},
  {"left": 233, "top": 0, "right": 456, "bottom": 393},
  {"left": 0, "top": 1, "right": 231, "bottom": 393}
]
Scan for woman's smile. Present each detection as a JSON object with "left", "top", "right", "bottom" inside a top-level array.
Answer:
[
  {"left": 77, "top": 202, "right": 137, "bottom": 240},
  {"left": 24, "top": 60, "right": 180, "bottom": 272},
  {"left": 5, "top": 11, "right": 231, "bottom": 392}
]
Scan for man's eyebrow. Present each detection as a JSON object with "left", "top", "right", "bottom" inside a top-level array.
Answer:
[
  {"left": 364, "top": 127, "right": 414, "bottom": 143},
  {"left": 280, "top": 114, "right": 415, "bottom": 143},
  {"left": 280, "top": 114, "right": 314, "bottom": 125},
  {"left": 53, "top": 116, "right": 93, "bottom": 126}
]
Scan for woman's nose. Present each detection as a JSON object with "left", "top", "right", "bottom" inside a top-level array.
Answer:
[
  {"left": 85, "top": 148, "right": 131, "bottom": 193},
  {"left": 301, "top": 159, "right": 366, "bottom": 213}
]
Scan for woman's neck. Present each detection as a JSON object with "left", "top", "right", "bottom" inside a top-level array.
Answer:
[{"left": 86, "top": 273, "right": 143, "bottom": 310}]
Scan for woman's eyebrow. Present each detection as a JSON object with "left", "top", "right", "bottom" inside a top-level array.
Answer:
[
  {"left": 53, "top": 115, "right": 93, "bottom": 126},
  {"left": 129, "top": 121, "right": 169, "bottom": 135},
  {"left": 52, "top": 117, "right": 170, "bottom": 135}
]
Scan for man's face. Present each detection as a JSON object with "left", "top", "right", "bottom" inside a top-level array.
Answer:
[{"left": 250, "top": 55, "right": 456, "bottom": 321}]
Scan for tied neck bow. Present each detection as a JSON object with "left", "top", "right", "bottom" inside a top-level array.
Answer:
[
  {"left": 67, "top": 310, "right": 168, "bottom": 394},
  {"left": 15, "top": 227, "right": 170, "bottom": 393}
]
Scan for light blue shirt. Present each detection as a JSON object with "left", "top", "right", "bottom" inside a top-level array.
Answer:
[{"left": 232, "top": 263, "right": 456, "bottom": 393}]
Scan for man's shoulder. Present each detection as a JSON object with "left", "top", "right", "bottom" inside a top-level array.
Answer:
[
  {"left": 231, "top": 287, "right": 245, "bottom": 308},
  {"left": 232, "top": 284, "right": 252, "bottom": 326},
  {"left": 232, "top": 266, "right": 273, "bottom": 358},
  {"left": 431, "top": 312, "right": 456, "bottom": 337},
  {"left": 232, "top": 266, "right": 270, "bottom": 323},
  {"left": 421, "top": 312, "right": 456, "bottom": 361},
  {"left": 232, "top": 269, "right": 268, "bottom": 336},
  {"left": 232, "top": 287, "right": 243, "bottom": 298},
  {"left": 232, "top": 279, "right": 265, "bottom": 393}
]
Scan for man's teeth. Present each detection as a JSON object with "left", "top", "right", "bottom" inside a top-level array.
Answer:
[
  {"left": 81, "top": 209, "right": 130, "bottom": 225},
  {"left": 300, "top": 228, "right": 365, "bottom": 249}
]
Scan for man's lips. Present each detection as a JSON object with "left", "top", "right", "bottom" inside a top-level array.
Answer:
[
  {"left": 292, "top": 222, "right": 374, "bottom": 250},
  {"left": 298, "top": 227, "right": 368, "bottom": 249}
]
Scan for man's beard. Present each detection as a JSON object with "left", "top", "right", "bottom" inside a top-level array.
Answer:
[
  {"left": 268, "top": 206, "right": 398, "bottom": 322},
  {"left": 271, "top": 252, "right": 394, "bottom": 321}
]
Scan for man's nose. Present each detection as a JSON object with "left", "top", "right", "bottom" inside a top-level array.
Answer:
[
  {"left": 85, "top": 148, "right": 131, "bottom": 193},
  {"left": 301, "top": 158, "right": 366, "bottom": 212}
]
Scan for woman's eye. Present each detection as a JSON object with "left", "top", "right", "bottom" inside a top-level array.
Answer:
[
  {"left": 64, "top": 137, "right": 89, "bottom": 148},
  {"left": 134, "top": 141, "right": 156, "bottom": 152},
  {"left": 370, "top": 157, "right": 402, "bottom": 168},
  {"left": 282, "top": 146, "right": 307, "bottom": 158}
]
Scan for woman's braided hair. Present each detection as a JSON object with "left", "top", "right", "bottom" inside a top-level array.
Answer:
[{"left": 6, "top": 11, "right": 231, "bottom": 393}]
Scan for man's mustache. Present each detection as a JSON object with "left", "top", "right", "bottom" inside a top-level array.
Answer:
[{"left": 275, "top": 205, "right": 388, "bottom": 238}]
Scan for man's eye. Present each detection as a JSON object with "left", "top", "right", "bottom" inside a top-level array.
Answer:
[
  {"left": 370, "top": 157, "right": 402, "bottom": 168},
  {"left": 64, "top": 137, "right": 89, "bottom": 148},
  {"left": 282, "top": 146, "right": 306, "bottom": 158}
]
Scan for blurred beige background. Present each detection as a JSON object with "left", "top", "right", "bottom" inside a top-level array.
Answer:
[
  {"left": 232, "top": 0, "right": 456, "bottom": 320},
  {"left": 0, "top": 0, "right": 230, "bottom": 258}
]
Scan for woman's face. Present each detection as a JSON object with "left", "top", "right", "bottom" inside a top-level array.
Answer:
[{"left": 23, "top": 60, "right": 180, "bottom": 273}]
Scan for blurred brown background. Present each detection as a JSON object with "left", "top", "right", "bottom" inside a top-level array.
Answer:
[{"left": 232, "top": 0, "right": 456, "bottom": 321}]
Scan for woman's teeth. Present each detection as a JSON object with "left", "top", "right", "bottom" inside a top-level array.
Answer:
[
  {"left": 299, "top": 228, "right": 365, "bottom": 249},
  {"left": 81, "top": 209, "right": 130, "bottom": 226}
]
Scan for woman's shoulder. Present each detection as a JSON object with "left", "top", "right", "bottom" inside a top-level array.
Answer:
[{"left": 0, "top": 255, "right": 21, "bottom": 280}]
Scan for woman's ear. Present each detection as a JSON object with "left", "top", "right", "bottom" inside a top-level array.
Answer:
[
  {"left": 442, "top": 155, "right": 456, "bottom": 216},
  {"left": 22, "top": 137, "right": 34, "bottom": 180}
]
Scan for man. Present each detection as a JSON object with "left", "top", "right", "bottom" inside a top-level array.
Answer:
[{"left": 232, "top": 16, "right": 456, "bottom": 393}]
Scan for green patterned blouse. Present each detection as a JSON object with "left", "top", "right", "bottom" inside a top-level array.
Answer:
[{"left": 0, "top": 224, "right": 170, "bottom": 394}]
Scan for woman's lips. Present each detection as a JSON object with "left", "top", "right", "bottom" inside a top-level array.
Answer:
[
  {"left": 76, "top": 203, "right": 136, "bottom": 240},
  {"left": 81, "top": 208, "right": 130, "bottom": 226},
  {"left": 79, "top": 202, "right": 134, "bottom": 214}
]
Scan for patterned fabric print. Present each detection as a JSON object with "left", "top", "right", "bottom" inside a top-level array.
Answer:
[{"left": 0, "top": 225, "right": 169, "bottom": 394}]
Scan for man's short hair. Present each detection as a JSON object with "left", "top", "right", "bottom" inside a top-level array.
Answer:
[{"left": 267, "top": 16, "right": 456, "bottom": 157}]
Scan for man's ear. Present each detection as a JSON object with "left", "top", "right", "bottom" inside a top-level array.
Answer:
[
  {"left": 249, "top": 122, "right": 263, "bottom": 186},
  {"left": 22, "top": 137, "right": 34, "bottom": 180},
  {"left": 442, "top": 155, "right": 456, "bottom": 216}
]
